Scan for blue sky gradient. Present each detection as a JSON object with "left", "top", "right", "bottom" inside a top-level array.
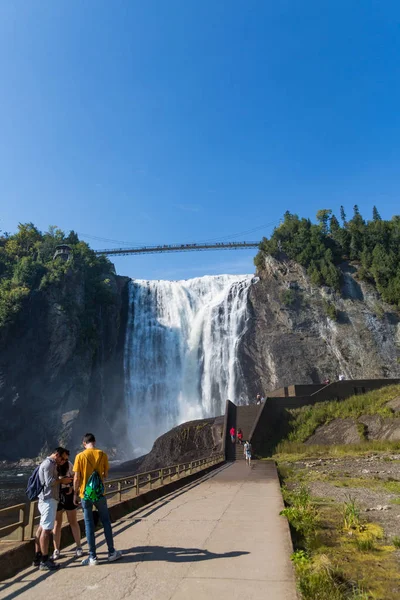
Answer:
[{"left": 1, "top": 1, "right": 399, "bottom": 279}]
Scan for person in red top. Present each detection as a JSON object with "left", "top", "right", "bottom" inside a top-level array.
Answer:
[
  {"left": 230, "top": 427, "right": 236, "bottom": 443},
  {"left": 237, "top": 429, "right": 243, "bottom": 444}
]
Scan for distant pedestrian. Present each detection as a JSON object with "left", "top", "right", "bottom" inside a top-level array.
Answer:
[
  {"left": 244, "top": 441, "right": 252, "bottom": 466},
  {"left": 73, "top": 433, "right": 122, "bottom": 566},
  {"left": 339, "top": 374, "right": 345, "bottom": 381},
  {"left": 230, "top": 427, "right": 236, "bottom": 443},
  {"left": 237, "top": 429, "right": 243, "bottom": 444},
  {"left": 52, "top": 450, "right": 82, "bottom": 560},
  {"left": 33, "top": 447, "right": 72, "bottom": 571},
  {"left": 256, "top": 394, "right": 261, "bottom": 405}
]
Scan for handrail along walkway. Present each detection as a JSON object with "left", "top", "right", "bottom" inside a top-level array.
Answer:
[{"left": 0, "top": 454, "right": 224, "bottom": 543}]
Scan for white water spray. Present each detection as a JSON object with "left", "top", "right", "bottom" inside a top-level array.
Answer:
[{"left": 123, "top": 274, "right": 252, "bottom": 455}]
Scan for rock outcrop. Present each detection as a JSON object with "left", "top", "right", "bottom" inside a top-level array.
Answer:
[
  {"left": 116, "top": 416, "right": 225, "bottom": 474},
  {"left": 0, "top": 270, "right": 130, "bottom": 461},
  {"left": 239, "top": 255, "right": 400, "bottom": 398},
  {"left": 307, "top": 413, "right": 400, "bottom": 445}
]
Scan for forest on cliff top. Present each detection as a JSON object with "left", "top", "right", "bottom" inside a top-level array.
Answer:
[
  {"left": 0, "top": 223, "right": 115, "bottom": 328},
  {"left": 255, "top": 205, "right": 400, "bottom": 308}
]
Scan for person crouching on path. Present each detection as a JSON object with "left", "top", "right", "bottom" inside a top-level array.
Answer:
[
  {"left": 33, "top": 447, "right": 72, "bottom": 571},
  {"left": 73, "top": 433, "right": 121, "bottom": 566},
  {"left": 52, "top": 449, "right": 82, "bottom": 560}
]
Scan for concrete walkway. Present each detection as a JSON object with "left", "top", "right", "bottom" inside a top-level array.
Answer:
[{"left": 0, "top": 461, "right": 298, "bottom": 600}]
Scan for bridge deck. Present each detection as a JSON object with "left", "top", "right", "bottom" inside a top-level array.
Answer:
[
  {"left": 94, "top": 241, "right": 260, "bottom": 256},
  {"left": 0, "top": 461, "right": 297, "bottom": 600}
]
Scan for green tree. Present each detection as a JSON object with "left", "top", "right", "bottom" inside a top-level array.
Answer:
[
  {"left": 372, "top": 206, "right": 382, "bottom": 222},
  {"left": 316, "top": 209, "right": 332, "bottom": 234}
]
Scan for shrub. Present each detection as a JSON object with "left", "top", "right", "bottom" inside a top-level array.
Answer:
[
  {"left": 391, "top": 535, "right": 400, "bottom": 549},
  {"left": 355, "top": 536, "right": 375, "bottom": 552},
  {"left": 280, "top": 485, "right": 319, "bottom": 548},
  {"left": 281, "top": 288, "right": 296, "bottom": 306},
  {"left": 323, "top": 299, "right": 338, "bottom": 321},
  {"left": 342, "top": 497, "right": 361, "bottom": 531}
]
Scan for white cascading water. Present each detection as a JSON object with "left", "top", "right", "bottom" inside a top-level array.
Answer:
[{"left": 123, "top": 274, "right": 253, "bottom": 456}]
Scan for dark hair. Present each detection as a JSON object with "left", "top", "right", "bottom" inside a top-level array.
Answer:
[
  {"left": 83, "top": 433, "right": 96, "bottom": 444},
  {"left": 58, "top": 458, "right": 71, "bottom": 477},
  {"left": 54, "top": 447, "right": 68, "bottom": 457}
]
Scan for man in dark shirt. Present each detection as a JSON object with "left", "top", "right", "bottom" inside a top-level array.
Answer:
[{"left": 33, "top": 447, "right": 71, "bottom": 571}]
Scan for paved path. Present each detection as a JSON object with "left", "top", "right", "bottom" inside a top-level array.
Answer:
[{"left": 0, "top": 461, "right": 298, "bottom": 600}]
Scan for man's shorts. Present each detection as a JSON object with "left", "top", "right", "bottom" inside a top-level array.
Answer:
[{"left": 38, "top": 498, "right": 58, "bottom": 530}]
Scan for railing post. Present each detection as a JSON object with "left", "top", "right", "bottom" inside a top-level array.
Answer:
[
  {"left": 189, "top": 461, "right": 192, "bottom": 475},
  {"left": 148, "top": 473, "right": 152, "bottom": 489},
  {"left": 28, "top": 502, "right": 36, "bottom": 539},
  {"left": 117, "top": 481, "right": 122, "bottom": 502},
  {"left": 177, "top": 465, "right": 180, "bottom": 479},
  {"left": 160, "top": 468, "right": 164, "bottom": 486},
  {"left": 19, "top": 507, "right": 24, "bottom": 541},
  {"left": 136, "top": 476, "right": 139, "bottom": 496}
]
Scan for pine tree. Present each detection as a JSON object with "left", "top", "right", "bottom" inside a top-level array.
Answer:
[
  {"left": 340, "top": 205, "right": 347, "bottom": 224},
  {"left": 372, "top": 206, "right": 381, "bottom": 222},
  {"left": 329, "top": 215, "right": 340, "bottom": 235},
  {"left": 316, "top": 209, "right": 332, "bottom": 234}
]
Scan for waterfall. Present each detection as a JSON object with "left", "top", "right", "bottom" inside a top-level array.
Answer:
[{"left": 123, "top": 274, "right": 253, "bottom": 456}]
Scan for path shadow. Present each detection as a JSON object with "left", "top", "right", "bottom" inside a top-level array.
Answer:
[{"left": 120, "top": 545, "right": 249, "bottom": 563}]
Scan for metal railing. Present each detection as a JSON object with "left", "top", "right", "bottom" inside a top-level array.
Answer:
[{"left": 0, "top": 453, "right": 224, "bottom": 543}]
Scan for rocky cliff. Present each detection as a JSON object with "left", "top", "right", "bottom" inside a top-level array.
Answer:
[
  {"left": 239, "top": 255, "right": 400, "bottom": 398},
  {"left": 115, "top": 416, "right": 225, "bottom": 474},
  {"left": 0, "top": 270, "right": 130, "bottom": 461}
]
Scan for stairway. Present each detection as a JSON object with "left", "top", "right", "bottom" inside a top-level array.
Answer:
[{"left": 227, "top": 404, "right": 262, "bottom": 461}]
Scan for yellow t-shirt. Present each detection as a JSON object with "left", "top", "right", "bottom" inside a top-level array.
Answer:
[{"left": 73, "top": 448, "right": 109, "bottom": 498}]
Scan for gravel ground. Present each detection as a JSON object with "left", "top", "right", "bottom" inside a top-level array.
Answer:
[{"left": 284, "top": 454, "right": 400, "bottom": 542}]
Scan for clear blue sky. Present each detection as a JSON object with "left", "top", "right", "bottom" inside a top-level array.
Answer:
[{"left": 1, "top": 1, "right": 399, "bottom": 280}]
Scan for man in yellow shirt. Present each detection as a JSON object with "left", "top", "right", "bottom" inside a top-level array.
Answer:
[{"left": 73, "top": 433, "right": 121, "bottom": 566}]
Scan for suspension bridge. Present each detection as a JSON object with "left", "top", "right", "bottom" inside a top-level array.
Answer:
[{"left": 94, "top": 240, "right": 261, "bottom": 256}]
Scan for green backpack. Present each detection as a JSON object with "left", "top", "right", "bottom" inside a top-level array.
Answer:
[{"left": 83, "top": 452, "right": 105, "bottom": 502}]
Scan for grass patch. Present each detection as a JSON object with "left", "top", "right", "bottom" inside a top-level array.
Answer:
[
  {"left": 284, "top": 384, "right": 400, "bottom": 444},
  {"left": 342, "top": 496, "right": 361, "bottom": 531},
  {"left": 274, "top": 439, "right": 400, "bottom": 461},
  {"left": 383, "top": 480, "right": 400, "bottom": 494},
  {"left": 392, "top": 536, "right": 400, "bottom": 549},
  {"left": 279, "top": 464, "right": 400, "bottom": 599}
]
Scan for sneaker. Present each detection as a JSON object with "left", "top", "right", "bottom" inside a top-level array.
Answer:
[
  {"left": 32, "top": 552, "right": 42, "bottom": 567},
  {"left": 108, "top": 550, "right": 122, "bottom": 563},
  {"left": 52, "top": 549, "right": 60, "bottom": 560},
  {"left": 81, "top": 556, "right": 99, "bottom": 566},
  {"left": 39, "top": 559, "right": 60, "bottom": 571},
  {"left": 75, "top": 547, "right": 83, "bottom": 558}
]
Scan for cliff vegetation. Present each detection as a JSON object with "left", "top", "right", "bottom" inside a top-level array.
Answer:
[
  {"left": 0, "top": 223, "right": 115, "bottom": 332},
  {"left": 255, "top": 205, "right": 400, "bottom": 307}
]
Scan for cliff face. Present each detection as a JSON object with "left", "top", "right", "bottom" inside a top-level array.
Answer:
[
  {"left": 239, "top": 255, "right": 400, "bottom": 398},
  {"left": 116, "top": 416, "right": 225, "bottom": 474},
  {"left": 0, "top": 270, "right": 130, "bottom": 461}
]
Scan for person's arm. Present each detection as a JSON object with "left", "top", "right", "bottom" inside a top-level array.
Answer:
[
  {"left": 41, "top": 460, "right": 60, "bottom": 488},
  {"left": 102, "top": 453, "right": 109, "bottom": 481},
  {"left": 72, "top": 456, "right": 81, "bottom": 505},
  {"left": 73, "top": 472, "right": 81, "bottom": 505}
]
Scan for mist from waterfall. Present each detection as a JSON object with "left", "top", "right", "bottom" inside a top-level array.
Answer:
[{"left": 123, "top": 274, "right": 253, "bottom": 456}]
